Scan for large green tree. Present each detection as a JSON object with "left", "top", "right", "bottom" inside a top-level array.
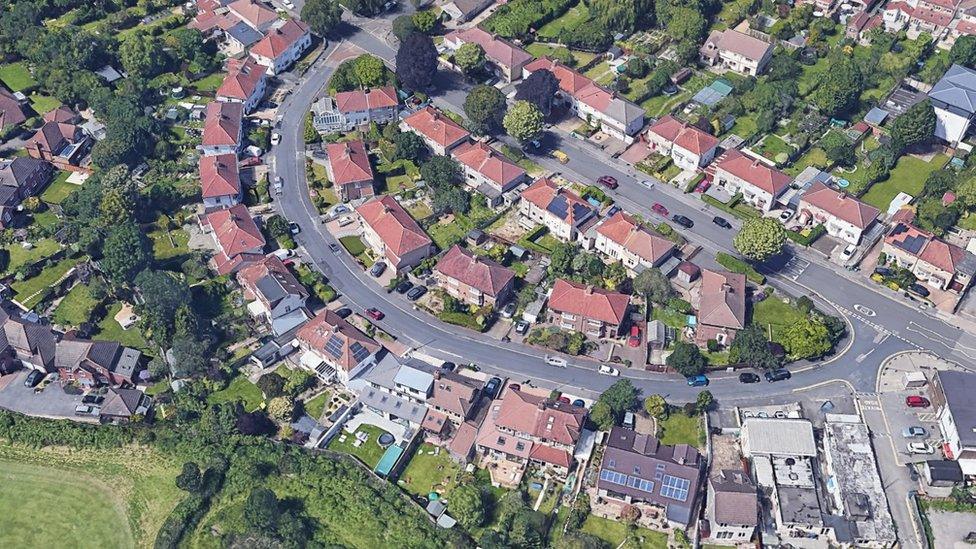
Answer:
[
  {"left": 593, "top": 379, "right": 640, "bottom": 430},
  {"left": 811, "top": 56, "right": 862, "bottom": 117},
  {"left": 733, "top": 218, "right": 787, "bottom": 262},
  {"left": 515, "top": 69, "right": 559, "bottom": 118},
  {"left": 503, "top": 100, "right": 544, "bottom": 143},
  {"left": 463, "top": 84, "right": 507, "bottom": 134},
  {"left": 395, "top": 33, "right": 438, "bottom": 91},
  {"left": 730, "top": 323, "right": 781, "bottom": 369},
  {"left": 354, "top": 54, "right": 388, "bottom": 88},
  {"left": 890, "top": 99, "right": 936, "bottom": 153},
  {"left": 419, "top": 155, "right": 462, "bottom": 188},
  {"left": 633, "top": 268, "right": 674, "bottom": 305},
  {"left": 118, "top": 32, "right": 168, "bottom": 79},
  {"left": 393, "top": 131, "right": 428, "bottom": 161},
  {"left": 455, "top": 42, "right": 486, "bottom": 74},
  {"left": 101, "top": 221, "right": 150, "bottom": 285},
  {"left": 449, "top": 485, "right": 486, "bottom": 529},
  {"left": 950, "top": 35, "right": 976, "bottom": 68},
  {"left": 643, "top": 394, "right": 667, "bottom": 419},
  {"left": 781, "top": 316, "right": 832, "bottom": 359},
  {"left": 666, "top": 341, "right": 707, "bottom": 377},
  {"left": 302, "top": 0, "right": 343, "bottom": 36}
]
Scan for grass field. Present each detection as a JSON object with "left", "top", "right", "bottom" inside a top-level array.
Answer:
[
  {"left": 658, "top": 413, "right": 703, "bottom": 448},
  {"left": 12, "top": 256, "right": 83, "bottom": 310},
  {"left": 752, "top": 294, "right": 806, "bottom": 343},
  {"left": 94, "top": 302, "right": 150, "bottom": 352},
  {"left": 1, "top": 238, "right": 60, "bottom": 276},
  {"left": 398, "top": 443, "right": 462, "bottom": 497},
  {"left": 209, "top": 375, "right": 264, "bottom": 412},
  {"left": 861, "top": 154, "right": 947, "bottom": 211},
  {"left": 191, "top": 71, "right": 226, "bottom": 93},
  {"left": 148, "top": 227, "right": 190, "bottom": 261},
  {"left": 327, "top": 424, "right": 391, "bottom": 469},
  {"left": 0, "top": 443, "right": 183, "bottom": 549},
  {"left": 537, "top": 2, "right": 591, "bottom": 39},
  {"left": 303, "top": 390, "right": 331, "bottom": 420},
  {"left": 785, "top": 147, "right": 829, "bottom": 176},
  {"left": 0, "top": 62, "right": 36, "bottom": 91},
  {"left": 52, "top": 283, "right": 98, "bottom": 327},
  {"left": 580, "top": 514, "right": 668, "bottom": 548},
  {"left": 40, "top": 170, "right": 78, "bottom": 204},
  {"left": 29, "top": 93, "right": 61, "bottom": 113},
  {"left": 524, "top": 43, "right": 597, "bottom": 67}
]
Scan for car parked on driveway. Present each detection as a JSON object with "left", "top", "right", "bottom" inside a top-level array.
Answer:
[
  {"left": 738, "top": 372, "right": 761, "bottom": 383},
  {"left": 902, "top": 426, "right": 927, "bottom": 438},
  {"left": 779, "top": 208, "right": 795, "bottom": 222},
  {"left": 394, "top": 280, "right": 413, "bottom": 294},
  {"left": 687, "top": 374, "right": 709, "bottom": 387},
  {"left": 652, "top": 203, "right": 669, "bottom": 217},
  {"left": 369, "top": 262, "right": 387, "bottom": 277},
  {"left": 908, "top": 283, "right": 930, "bottom": 297},
  {"left": 484, "top": 377, "right": 502, "bottom": 399},
  {"left": 627, "top": 326, "right": 641, "bottom": 347},
  {"left": 515, "top": 320, "right": 529, "bottom": 335},
  {"left": 82, "top": 394, "right": 104, "bottom": 405},
  {"left": 406, "top": 285, "right": 427, "bottom": 301},
  {"left": 500, "top": 302, "right": 516, "bottom": 319},
  {"left": 74, "top": 404, "right": 97, "bottom": 417},
  {"left": 335, "top": 307, "right": 352, "bottom": 318},
  {"left": 24, "top": 370, "right": 43, "bottom": 388},
  {"left": 906, "top": 395, "right": 930, "bottom": 408}
]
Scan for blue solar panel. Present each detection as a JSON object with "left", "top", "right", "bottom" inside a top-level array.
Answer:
[
  {"left": 350, "top": 342, "right": 371, "bottom": 363},
  {"left": 324, "top": 335, "right": 344, "bottom": 359},
  {"left": 546, "top": 195, "right": 568, "bottom": 219},
  {"left": 601, "top": 469, "right": 653, "bottom": 493},
  {"left": 660, "top": 475, "right": 690, "bottom": 502}
]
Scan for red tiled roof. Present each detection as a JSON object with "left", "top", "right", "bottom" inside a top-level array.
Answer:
[
  {"left": 493, "top": 389, "right": 586, "bottom": 446},
  {"left": 326, "top": 140, "right": 374, "bottom": 186},
  {"left": 647, "top": 115, "right": 718, "bottom": 156},
  {"left": 428, "top": 371, "right": 481, "bottom": 418},
  {"left": 957, "top": 19, "right": 976, "bottom": 36},
  {"left": 228, "top": 0, "right": 277, "bottom": 29},
  {"left": 202, "top": 102, "right": 243, "bottom": 148},
  {"left": 435, "top": 245, "right": 515, "bottom": 298},
  {"left": 420, "top": 409, "right": 447, "bottom": 433},
  {"left": 335, "top": 86, "right": 398, "bottom": 113},
  {"left": 920, "top": 238, "right": 967, "bottom": 274},
  {"left": 0, "top": 89, "right": 27, "bottom": 128},
  {"left": 296, "top": 310, "right": 381, "bottom": 372},
  {"left": 401, "top": 106, "right": 470, "bottom": 148},
  {"left": 447, "top": 421, "right": 479, "bottom": 459},
  {"left": 445, "top": 27, "right": 532, "bottom": 71},
  {"left": 355, "top": 195, "right": 432, "bottom": 259},
  {"left": 889, "top": 223, "right": 969, "bottom": 274},
  {"left": 698, "top": 269, "right": 746, "bottom": 330},
  {"left": 199, "top": 153, "right": 242, "bottom": 199},
  {"left": 800, "top": 182, "right": 879, "bottom": 230},
  {"left": 217, "top": 57, "right": 267, "bottom": 101},
  {"left": 529, "top": 444, "right": 572, "bottom": 468},
  {"left": 716, "top": 150, "right": 791, "bottom": 195},
  {"left": 205, "top": 203, "right": 265, "bottom": 259},
  {"left": 451, "top": 141, "right": 525, "bottom": 188},
  {"left": 714, "top": 29, "right": 773, "bottom": 61},
  {"left": 597, "top": 212, "right": 675, "bottom": 265},
  {"left": 911, "top": 4, "right": 953, "bottom": 26},
  {"left": 29, "top": 121, "right": 81, "bottom": 154},
  {"left": 520, "top": 177, "right": 596, "bottom": 225},
  {"left": 548, "top": 279, "right": 630, "bottom": 326},
  {"left": 42, "top": 106, "right": 76, "bottom": 124},
  {"left": 250, "top": 19, "right": 310, "bottom": 59},
  {"left": 523, "top": 57, "right": 617, "bottom": 113}
]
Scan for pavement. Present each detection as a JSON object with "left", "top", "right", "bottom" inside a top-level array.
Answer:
[{"left": 0, "top": 370, "right": 90, "bottom": 421}]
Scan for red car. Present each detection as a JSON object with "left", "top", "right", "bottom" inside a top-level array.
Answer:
[
  {"left": 509, "top": 383, "right": 521, "bottom": 392},
  {"left": 628, "top": 325, "right": 641, "bottom": 348},
  {"left": 652, "top": 202, "right": 669, "bottom": 217},
  {"left": 365, "top": 307, "right": 385, "bottom": 321},
  {"left": 906, "top": 395, "right": 930, "bottom": 408},
  {"left": 558, "top": 396, "right": 571, "bottom": 404},
  {"left": 597, "top": 175, "right": 618, "bottom": 189}
]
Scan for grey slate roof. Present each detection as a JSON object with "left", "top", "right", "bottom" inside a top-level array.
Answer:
[
  {"left": 393, "top": 365, "right": 433, "bottom": 393},
  {"left": 227, "top": 21, "right": 263, "bottom": 48},
  {"left": 937, "top": 370, "right": 976, "bottom": 447},
  {"left": 710, "top": 470, "right": 758, "bottom": 527},
  {"left": 0, "top": 157, "right": 50, "bottom": 189},
  {"left": 358, "top": 385, "right": 428, "bottom": 424},
  {"left": 929, "top": 64, "right": 976, "bottom": 117},
  {"left": 606, "top": 96, "right": 645, "bottom": 127}
]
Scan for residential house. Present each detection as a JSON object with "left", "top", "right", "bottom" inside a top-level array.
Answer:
[
  {"left": 596, "top": 426, "right": 703, "bottom": 527},
  {"left": 441, "top": 0, "right": 496, "bottom": 22},
  {"left": 43, "top": 107, "right": 78, "bottom": 124},
  {"left": 645, "top": 115, "right": 719, "bottom": 171},
  {"left": 442, "top": 28, "right": 532, "bottom": 82},
  {"left": 428, "top": 369, "right": 483, "bottom": 425},
  {"left": 99, "top": 387, "right": 153, "bottom": 422},
  {"left": 706, "top": 470, "right": 758, "bottom": 544},
  {"left": 201, "top": 101, "right": 244, "bottom": 156},
  {"left": 237, "top": 255, "right": 310, "bottom": 335},
  {"left": 695, "top": 269, "right": 746, "bottom": 347},
  {"left": 311, "top": 86, "right": 399, "bottom": 132},
  {"left": 326, "top": 140, "right": 375, "bottom": 202},
  {"left": 295, "top": 309, "right": 382, "bottom": 385},
  {"left": 846, "top": 10, "right": 884, "bottom": 44},
  {"left": 223, "top": 20, "right": 265, "bottom": 52},
  {"left": 0, "top": 309, "right": 57, "bottom": 372},
  {"left": 356, "top": 195, "right": 434, "bottom": 273},
  {"left": 712, "top": 150, "right": 791, "bottom": 212},
  {"left": 227, "top": 0, "right": 278, "bottom": 32},
  {"left": 594, "top": 212, "right": 676, "bottom": 274},
  {"left": 199, "top": 153, "right": 243, "bottom": 209},
  {"left": 400, "top": 106, "right": 470, "bottom": 155},
  {"left": 216, "top": 57, "right": 269, "bottom": 114},
  {"left": 451, "top": 141, "right": 526, "bottom": 207},
  {"left": 518, "top": 177, "right": 599, "bottom": 243},
  {"left": 931, "top": 370, "right": 976, "bottom": 475},
  {"left": 55, "top": 337, "right": 141, "bottom": 387},
  {"left": 699, "top": 29, "right": 775, "bottom": 76},
  {"left": 906, "top": 0, "right": 954, "bottom": 38},
  {"left": 202, "top": 203, "right": 266, "bottom": 274},
  {"left": 928, "top": 63, "right": 976, "bottom": 145},
  {"left": 548, "top": 279, "right": 630, "bottom": 338},
  {"left": 434, "top": 244, "right": 516, "bottom": 309},
  {"left": 0, "top": 157, "right": 53, "bottom": 228},
  {"left": 0, "top": 88, "right": 28, "bottom": 129},
  {"left": 250, "top": 19, "right": 312, "bottom": 75},
  {"left": 883, "top": 222, "right": 976, "bottom": 292},
  {"left": 25, "top": 121, "right": 90, "bottom": 171},
  {"left": 798, "top": 182, "right": 880, "bottom": 245},
  {"left": 883, "top": 2, "right": 914, "bottom": 33},
  {"left": 476, "top": 388, "right": 587, "bottom": 477},
  {"left": 354, "top": 355, "right": 435, "bottom": 429},
  {"left": 522, "top": 57, "right": 645, "bottom": 142}
]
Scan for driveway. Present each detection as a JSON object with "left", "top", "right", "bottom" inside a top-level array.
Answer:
[{"left": 0, "top": 370, "right": 92, "bottom": 421}]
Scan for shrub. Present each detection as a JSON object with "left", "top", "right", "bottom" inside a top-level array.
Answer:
[{"left": 715, "top": 252, "right": 766, "bottom": 284}]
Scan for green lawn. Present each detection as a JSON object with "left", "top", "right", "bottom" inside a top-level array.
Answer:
[
  {"left": 29, "top": 93, "right": 61, "bottom": 113},
  {"left": 209, "top": 375, "right": 265, "bottom": 412},
  {"left": 303, "top": 391, "right": 331, "bottom": 420},
  {"left": 52, "top": 283, "right": 98, "bottom": 327},
  {"left": 537, "top": 2, "right": 591, "bottom": 39},
  {"left": 524, "top": 43, "right": 597, "bottom": 67},
  {"left": 148, "top": 227, "right": 190, "bottom": 261},
  {"left": 860, "top": 154, "right": 947, "bottom": 211},
  {"left": 0, "top": 62, "right": 36, "bottom": 91},
  {"left": 192, "top": 71, "right": 226, "bottom": 92},
  {"left": 327, "top": 424, "right": 391, "bottom": 469},
  {"left": 339, "top": 235, "right": 368, "bottom": 257},
  {"left": 658, "top": 413, "right": 703, "bottom": 448},
  {"left": 11, "top": 256, "right": 83, "bottom": 310},
  {"left": 651, "top": 306, "right": 688, "bottom": 329},
  {"left": 407, "top": 201, "right": 434, "bottom": 220},
  {"left": 728, "top": 113, "right": 759, "bottom": 139},
  {"left": 754, "top": 134, "right": 795, "bottom": 163},
  {"left": 31, "top": 210, "right": 59, "bottom": 231},
  {"left": 0, "top": 238, "right": 60, "bottom": 276},
  {"left": 398, "top": 443, "right": 463, "bottom": 497},
  {"left": 379, "top": 174, "right": 414, "bottom": 194},
  {"left": 427, "top": 197, "right": 496, "bottom": 250},
  {"left": 752, "top": 294, "right": 806, "bottom": 343},
  {"left": 40, "top": 170, "right": 78, "bottom": 204},
  {"left": 785, "top": 147, "right": 829, "bottom": 176},
  {"left": 94, "top": 302, "right": 149, "bottom": 352},
  {"left": 580, "top": 514, "right": 669, "bottom": 549}
]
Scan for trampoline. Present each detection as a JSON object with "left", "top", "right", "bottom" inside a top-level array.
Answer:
[{"left": 378, "top": 432, "right": 395, "bottom": 447}]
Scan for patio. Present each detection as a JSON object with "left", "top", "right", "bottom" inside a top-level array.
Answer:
[{"left": 480, "top": 454, "right": 525, "bottom": 489}]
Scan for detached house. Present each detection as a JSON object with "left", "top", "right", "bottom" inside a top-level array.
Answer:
[
  {"left": 928, "top": 63, "right": 976, "bottom": 145},
  {"left": 443, "top": 28, "right": 532, "bottom": 82},
  {"left": 295, "top": 309, "right": 381, "bottom": 385},
  {"left": 356, "top": 195, "right": 434, "bottom": 273},
  {"left": 250, "top": 19, "right": 312, "bottom": 75},
  {"left": 518, "top": 177, "right": 599, "bottom": 243},
  {"left": 216, "top": 57, "right": 268, "bottom": 113},
  {"left": 646, "top": 116, "right": 719, "bottom": 171},
  {"left": 326, "top": 140, "right": 375, "bottom": 202},
  {"left": 695, "top": 269, "right": 747, "bottom": 347},
  {"left": 199, "top": 153, "right": 243, "bottom": 210},
  {"left": 0, "top": 88, "right": 28, "bottom": 129},
  {"left": 227, "top": 0, "right": 278, "bottom": 32},
  {"left": 400, "top": 106, "right": 470, "bottom": 155},
  {"left": 712, "top": 151, "right": 791, "bottom": 212},
  {"left": 451, "top": 141, "right": 526, "bottom": 207},
  {"left": 594, "top": 212, "right": 676, "bottom": 274},
  {"left": 883, "top": 222, "right": 976, "bottom": 292},
  {"left": 201, "top": 102, "right": 244, "bottom": 156},
  {"left": 237, "top": 255, "right": 310, "bottom": 335},
  {"left": 0, "top": 157, "right": 53, "bottom": 228},
  {"left": 56, "top": 337, "right": 141, "bottom": 387},
  {"left": 202, "top": 203, "right": 266, "bottom": 274},
  {"left": 798, "top": 182, "right": 880, "bottom": 245},
  {"left": 25, "top": 121, "right": 90, "bottom": 171},
  {"left": 0, "top": 310, "right": 56, "bottom": 372},
  {"left": 434, "top": 245, "right": 516, "bottom": 309},
  {"left": 548, "top": 279, "right": 630, "bottom": 338},
  {"left": 442, "top": 0, "right": 496, "bottom": 22},
  {"left": 699, "top": 29, "right": 774, "bottom": 76}
]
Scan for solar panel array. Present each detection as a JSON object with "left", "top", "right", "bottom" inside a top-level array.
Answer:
[
  {"left": 324, "top": 335, "right": 344, "bottom": 359},
  {"left": 350, "top": 342, "right": 371, "bottom": 363},
  {"left": 660, "top": 474, "right": 690, "bottom": 501},
  {"left": 599, "top": 469, "right": 654, "bottom": 494}
]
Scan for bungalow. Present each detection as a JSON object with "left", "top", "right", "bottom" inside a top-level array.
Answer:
[
  {"left": 442, "top": 28, "right": 533, "bottom": 82},
  {"left": 798, "top": 182, "right": 880, "bottom": 245},
  {"left": 548, "top": 279, "right": 630, "bottom": 338},
  {"left": 0, "top": 88, "right": 28, "bottom": 129},
  {"left": 695, "top": 269, "right": 747, "bottom": 347},
  {"left": 451, "top": 141, "right": 526, "bottom": 207},
  {"left": 199, "top": 153, "right": 243, "bottom": 210},
  {"left": 237, "top": 255, "right": 310, "bottom": 335},
  {"left": 712, "top": 150, "right": 791, "bottom": 212},
  {"left": 25, "top": 121, "right": 90, "bottom": 171},
  {"left": 249, "top": 19, "right": 312, "bottom": 75},
  {"left": 428, "top": 369, "right": 483, "bottom": 425},
  {"left": 0, "top": 157, "right": 53, "bottom": 228},
  {"left": 699, "top": 29, "right": 774, "bottom": 76},
  {"left": 201, "top": 102, "right": 244, "bottom": 156},
  {"left": 645, "top": 115, "right": 719, "bottom": 171},
  {"left": 227, "top": 0, "right": 278, "bottom": 33},
  {"left": 400, "top": 106, "right": 470, "bottom": 155},
  {"left": 99, "top": 387, "right": 153, "bottom": 422},
  {"left": 326, "top": 140, "right": 375, "bottom": 202},
  {"left": 0, "top": 309, "right": 57, "bottom": 372},
  {"left": 441, "top": 0, "right": 496, "bottom": 22},
  {"left": 56, "top": 337, "right": 141, "bottom": 387},
  {"left": 594, "top": 212, "right": 676, "bottom": 274},
  {"left": 295, "top": 309, "right": 382, "bottom": 385},
  {"left": 356, "top": 195, "right": 434, "bottom": 273},
  {"left": 518, "top": 177, "right": 599, "bottom": 243},
  {"left": 434, "top": 244, "right": 516, "bottom": 309},
  {"left": 216, "top": 57, "right": 268, "bottom": 114},
  {"left": 202, "top": 203, "right": 266, "bottom": 275},
  {"left": 883, "top": 222, "right": 976, "bottom": 292}
]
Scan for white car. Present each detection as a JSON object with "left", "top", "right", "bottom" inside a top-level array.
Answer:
[
  {"left": 282, "top": 0, "right": 295, "bottom": 9},
  {"left": 907, "top": 442, "right": 935, "bottom": 455},
  {"left": 271, "top": 132, "right": 281, "bottom": 145},
  {"left": 545, "top": 355, "right": 567, "bottom": 368},
  {"left": 779, "top": 208, "right": 795, "bottom": 222},
  {"left": 598, "top": 365, "right": 620, "bottom": 377},
  {"left": 271, "top": 248, "right": 295, "bottom": 260},
  {"left": 841, "top": 244, "right": 857, "bottom": 259}
]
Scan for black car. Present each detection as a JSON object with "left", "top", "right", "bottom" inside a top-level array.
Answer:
[
  {"left": 738, "top": 372, "right": 761, "bottom": 384},
  {"left": 335, "top": 307, "right": 353, "bottom": 319},
  {"left": 908, "top": 283, "right": 930, "bottom": 297},
  {"left": 82, "top": 394, "right": 104, "bottom": 405},
  {"left": 441, "top": 361, "right": 456, "bottom": 371},
  {"left": 484, "top": 377, "right": 502, "bottom": 399},
  {"left": 394, "top": 280, "right": 413, "bottom": 294},
  {"left": 713, "top": 216, "right": 732, "bottom": 229},
  {"left": 874, "top": 267, "right": 893, "bottom": 277},
  {"left": 672, "top": 214, "right": 694, "bottom": 228},
  {"left": 24, "top": 370, "right": 43, "bottom": 388},
  {"left": 406, "top": 285, "right": 427, "bottom": 301},
  {"left": 765, "top": 368, "right": 792, "bottom": 382},
  {"left": 369, "top": 262, "right": 387, "bottom": 277}
]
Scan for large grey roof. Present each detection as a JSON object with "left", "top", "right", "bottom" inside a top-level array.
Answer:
[
  {"left": 358, "top": 385, "right": 428, "bottom": 424},
  {"left": 606, "top": 96, "right": 645, "bottom": 127},
  {"left": 742, "top": 418, "right": 816, "bottom": 456},
  {"left": 710, "top": 470, "right": 758, "bottom": 527},
  {"left": 929, "top": 64, "right": 976, "bottom": 116},
  {"left": 393, "top": 365, "right": 433, "bottom": 393},
  {"left": 937, "top": 370, "right": 976, "bottom": 447}
]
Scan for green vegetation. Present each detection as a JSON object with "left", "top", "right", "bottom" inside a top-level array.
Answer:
[
  {"left": 0, "top": 238, "right": 60, "bottom": 276},
  {"left": 339, "top": 235, "right": 367, "bottom": 256},
  {"left": 536, "top": 2, "right": 591, "bottom": 39},
  {"left": 785, "top": 147, "right": 829, "bottom": 176},
  {"left": 658, "top": 413, "right": 703, "bottom": 448},
  {"left": 208, "top": 375, "right": 264, "bottom": 412},
  {"left": 580, "top": 514, "right": 668, "bottom": 548},
  {"left": 191, "top": 71, "right": 226, "bottom": 92},
  {"left": 29, "top": 92, "right": 61, "bottom": 113},
  {"left": 752, "top": 294, "right": 807, "bottom": 343},
  {"left": 327, "top": 424, "right": 391, "bottom": 468},
  {"left": 861, "top": 154, "right": 947, "bottom": 211},
  {"left": 651, "top": 305, "right": 688, "bottom": 329},
  {"left": 524, "top": 43, "right": 597, "bottom": 67},
  {"left": 715, "top": 252, "right": 765, "bottom": 284},
  {"left": 40, "top": 170, "right": 77, "bottom": 204},
  {"left": 11, "top": 255, "right": 84, "bottom": 310},
  {"left": 52, "top": 283, "right": 98, "bottom": 326},
  {"left": 93, "top": 302, "right": 149, "bottom": 353},
  {"left": 303, "top": 391, "right": 331, "bottom": 420},
  {"left": 148, "top": 227, "right": 190, "bottom": 261},
  {"left": 754, "top": 134, "right": 795, "bottom": 163},
  {"left": 0, "top": 62, "right": 36, "bottom": 91},
  {"left": 398, "top": 443, "right": 462, "bottom": 497}
]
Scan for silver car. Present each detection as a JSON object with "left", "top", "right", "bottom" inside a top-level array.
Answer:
[{"left": 902, "top": 426, "right": 927, "bottom": 438}]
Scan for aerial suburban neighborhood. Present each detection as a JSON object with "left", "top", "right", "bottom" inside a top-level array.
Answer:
[{"left": 3, "top": 0, "right": 976, "bottom": 548}]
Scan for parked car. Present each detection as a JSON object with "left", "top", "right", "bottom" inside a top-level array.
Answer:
[
  {"left": 552, "top": 150, "right": 569, "bottom": 163},
  {"left": 694, "top": 179, "right": 710, "bottom": 193},
  {"left": 765, "top": 368, "right": 792, "bottom": 382},
  {"left": 627, "top": 325, "right": 641, "bottom": 348},
  {"left": 841, "top": 244, "right": 857, "bottom": 259},
  {"left": 906, "top": 395, "right": 930, "bottom": 408},
  {"left": 406, "top": 285, "right": 427, "bottom": 301},
  {"left": 270, "top": 132, "right": 281, "bottom": 145},
  {"left": 908, "top": 283, "right": 930, "bottom": 297},
  {"left": 907, "top": 442, "right": 935, "bottom": 455},
  {"left": 597, "top": 175, "right": 618, "bottom": 189},
  {"left": 500, "top": 302, "right": 517, "bottom": 319},
  {"left": 902, "top": 426, "right": 927, "bottom": 438},
  {"left": 23, "top": 370, "right": 43, "bottom": 388},
  {"left": 874, "top": 267, "right": 893, "bottom": 277},
  {"left": 441, "top": 361, "right": 456, "bottom": 371},
  {"left": 289, "top": 222, "right": 301, "bottom": 235},
  {"left": 81, "top": 394, "right": 104, "bottom": 405},
  {"left": 779, "top": 208, "right": 795, "bottom": 222},
  {"left": 329, "top": 243, "right": 341, "bottom": 255},
  {"left": 515, "top": 320, "right": 530, "bottom": 335},
  {"left": 687, "top": 374, "right": 709, "bottom": 387},
  {"left": 335, "top": 307, "right": 353, "bottom": 318},
  {"left": 558, "top": 395, "right": 571, "bottom": 404},
  {"left": 365, "top": 307, "right": 384, "bottom": 321},
  {"left": 713, "top": 216, "right": 732, "bottom": 229},
  {"left": 738, "top": 372, "right": 761, "bottom": 384},
  {"left": 395, "top": 280, "right": 413, "bottom": 294},
  {"left": 74, "top": 404, "right": 97, "bottom": 417},
  {"left": 271, "top": 248, "right": 295, "bottom": 260},
  {"left": 369, "top": 262, "right": 387, "bottom": 277},
  {"left": 484, "top": 377, "right": 502, "bottom": 399},
  {"left": 672, "top": 214, "right": 694, "bottom": 228},
  {"left": 652, "top": 203, "right": 669, "bottom": 216},
  {"left": 572, "top": 399, "right": 586, "bottom": 408},
  {"left": 598, "top": 365, "right": 620, "bottom": 376},
  {"left": 545, "top": 355, "right": 568, "bottom": 367},
  {"left": 509, "top": 383, "right": 521, "bottom": 392}
]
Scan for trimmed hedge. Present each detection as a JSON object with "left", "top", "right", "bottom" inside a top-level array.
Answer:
[
  {"left": 785, "top": 224, "right": 826, "bottom": 247},
  {"left": 716, "top": 252, "right": 766, "bottom": 284}
]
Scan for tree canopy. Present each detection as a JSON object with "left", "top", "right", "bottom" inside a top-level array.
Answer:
[
  {"left": 515, "top": 69, "right": 559, "bottom": 118},
  {"left": 730, "top": 323, "right": 781, "bottom": 369},
  {"left": 592, "top": 379, "right": 640, "bottom": 430},
  {"left": 890, "top": 99, "right": 936, "bottom": 153},
  {"left": 455, "top": 42, "right": 486, "bottom": 74},
  {"left": 733, "top": 218, "right": 787, "bottom": 262},
  {"left": 301, "top": 0, "right": 343, "bottom": 37},
  {"left": 666, "top": 341, "right": 707, "bottom": 376},
  {"left": 464, "top": 84, "right": 507, "bottom": 135},
  {"left": 100, "top": 220, "right": 150, "bottom": 285},
  {"left": 395, "top": 33, "right": 438, "bottom": 91},
  {"left": 781, "top": 316, "right": 832, "bottom": 360},
  {"left": 503, "top": 100, "right": 544, "bottom": 143},
  {"left": 811, "top": 56, "right": 862, "bottom": 117}
]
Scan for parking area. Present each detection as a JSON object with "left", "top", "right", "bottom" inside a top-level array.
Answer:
[
  {"left": 925, "top": 509, "right": 976, "bottom": 547},
  {"left": 0, "top": 370, "right": 91, "bottom": 421}
]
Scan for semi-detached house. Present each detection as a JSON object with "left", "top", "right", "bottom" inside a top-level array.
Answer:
[
  {"left": 295, "top": 309, "right": 381, "bottom": 386},
  {"left": 443, "top": 28, "right": 533, "bottom": 83},
  {"left": 199, "top": 153, "right": 242, "bottom": 210},
  {"left": 451, "top": 141, "right": 526, "bottom": 207},
  {"left": 356, "top": 195, "right": 434, "bottom": 273},
  {"left": 699, "top": 29, "right": 774, "bottom": 76},
  {"left": 202, "top": 203, "right": 266, "bottom": 275},
  {"left": 201, "top": 102, "right": 244, "bottom": 157},
  {"left": 400, "top": 106, "right": 471, "bottom": 155},
  {"left": 249, "top": 19, "right": 312, "bottom": 75},
  {"left": 312, "top": 87, "right": 399, "bottom": 132},
  {"left": 928, "top": 63, "right": 976, "bottom": 146},
  {"left": 0, "top": 157, "right": 53, "bottom": 228},
  {"left": 518, "top": 177, "right": 599, "bottom": 243},
  {"left": 594, "top": 211, "right": 676, "bottom": 274},
  {"left": 434, "top": 244, "right": 516, "bottom": 309},
  {"left": 712, "top": 150, "right": 791, "bottom": 212},
  {"left": 645, "top": 115, "right": 719, "bottom": 171},
  {"left": 227, "top": 0, "right": 278, "bottom": 33},
  {"left": 326, "top": 140, "right": 375, "bottom": 202},
  {"left": 695, "top": 269, "right": 747, "bottom": 347},
  {"left": 883, "top": 222, "right": 976, "bottom": 292},
  {"left": 548, "top": 279, "right": 630, "bottom": 338},
  {"left": 216, "top": 57, "right": 268, "bottom": 114},
  {"left": 798, "top": 182, "right": 880, "bottom": 245}
]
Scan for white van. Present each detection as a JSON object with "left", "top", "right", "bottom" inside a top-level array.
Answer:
[{"left": 545, "top": 355, "right": 567, "bottom": 368}]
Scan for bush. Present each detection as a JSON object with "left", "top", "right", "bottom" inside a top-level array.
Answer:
[
  {"left": 716, "top": 252, "right": 766, "bottom": 284},
  {"left": 668, "top": 298, "right": 692, "bottom": 314},
  {"left": 785, "top": 224, "right": 826, "bottom": 246},
  {"left": 684, "top": 172, "right": 705, "bottom": 193}
]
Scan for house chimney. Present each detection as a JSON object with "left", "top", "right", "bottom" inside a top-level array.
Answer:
[{"left": 584, "top": 286, "right": 594, "bottom": 295}]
